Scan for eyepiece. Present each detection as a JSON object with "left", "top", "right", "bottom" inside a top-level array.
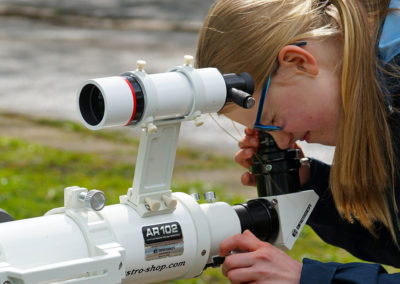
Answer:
[
  {"left": 223, "top": 72, "right": 255, "bottom": 109},
  {"left": 79, "top": 84, "right": 105, "bottom": 126},
  {"left": 252, "top": 131, "right": 301, "bottom": 196},
  {"left": 229, "top": 88, "right": 256, "bottom": 109}
]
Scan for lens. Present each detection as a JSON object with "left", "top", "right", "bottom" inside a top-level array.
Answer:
[{"left": 79, "top": 84, "right": 105, "bottom": 126}]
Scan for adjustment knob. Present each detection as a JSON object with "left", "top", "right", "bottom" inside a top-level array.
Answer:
[
  {"left": 136, "top": 60, "right": 147, "bottom": 71},
  {"left": 162, "top": 195, "right": 177, "bottom": 209},
  {"left": 184, "top": 55, "right": 194, "bottom": 66},
  {"left": 144, "top": 197, "right": 161, "bottom": 211},
  {"left": 204, "top": 191, "right": 216, "bottom": 203},
  {"left": 79, "top": 190, "right": 106, "bottom": 211},
  {"left": 191, "top": 192, "right": 200, "bottom": 201},
  {"left": 194, "top": 116, "right": 204, "bottom": 127}
]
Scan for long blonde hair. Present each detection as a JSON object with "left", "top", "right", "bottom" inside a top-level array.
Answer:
[{"left": 196, "top": 0, "right": 398, "bottom": 240}]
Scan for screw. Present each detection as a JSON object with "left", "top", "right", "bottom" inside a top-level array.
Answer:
[
  {"left": 204, "top": 191, "right": 216, "bottom": 203},
  {"left": 190, "top": 192, "right": 200, "bottom": 201},
  {"left": 265, "top": 164, "right": 273, "bottom": 172},
  {"left": 146, "top": 122, "right": 158, "bottom": 134}
]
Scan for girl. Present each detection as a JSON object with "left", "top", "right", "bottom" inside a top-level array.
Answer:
[{"left": 195, "top": 0, "right": 400, "bottom": 283}]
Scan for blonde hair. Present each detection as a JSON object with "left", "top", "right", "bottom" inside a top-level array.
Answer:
[{"left": 196, "top": 0, "right": 398, "bottom": 240}]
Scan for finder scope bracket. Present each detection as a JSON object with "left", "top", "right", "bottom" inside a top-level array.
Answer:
[{"left": 77, "top": 57, "right": 256, "bottom": 217}]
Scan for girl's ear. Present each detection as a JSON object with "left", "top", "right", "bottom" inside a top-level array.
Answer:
[{"left": 278, "top": 45, "right": 319, "bottom": 76}]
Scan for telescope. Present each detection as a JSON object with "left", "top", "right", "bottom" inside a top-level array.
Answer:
[{"left": 0, "top": 56, "right": 318, "bottom": 284}]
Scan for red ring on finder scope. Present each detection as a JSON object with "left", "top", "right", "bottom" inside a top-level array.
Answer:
[{"left": 122, "top": 77, "right": 137, "bottom": 126}]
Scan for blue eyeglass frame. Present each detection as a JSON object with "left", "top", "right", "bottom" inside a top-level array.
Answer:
[
  {"left": 253, "top": 74, "right": 280, "bottom": 131},
  {"left": 253, "top": 41, "right": 307, "bottom": 131}
]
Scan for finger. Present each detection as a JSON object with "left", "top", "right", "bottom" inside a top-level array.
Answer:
[
  {"left": 221, "top": 253, "right": 255, "bottom": 276},
  {"left": 238, "top": 135, "right": 259, "bottom": 149},
  {"left": 219, "top": 231, "right": 261, "bottom": 257},
  {"left": 234, "top": 148, "right": 255, "bottom": 168},
  {"left": 225, "top": 266, "right": 258, "bottom": 284},
  {"left": 244, "top": 127, "right": 258, "bottom": 137},
  {"left": 241, "top": 172, "right": 257, "bottom": 187}
]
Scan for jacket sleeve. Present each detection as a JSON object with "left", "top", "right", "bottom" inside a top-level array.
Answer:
[
  {"left": 301, "top": 159, "right": 400, "bottom": 268},
  {"left": 300, "top": 258, "right": 400, "bottom": 284}
]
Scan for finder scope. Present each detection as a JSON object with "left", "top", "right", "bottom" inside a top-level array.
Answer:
[{"left": 77, "top": 60, "right": 255, "bottom": 130}]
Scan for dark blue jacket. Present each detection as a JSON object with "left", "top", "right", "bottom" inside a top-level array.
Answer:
[
  {"left": 300, "top": 2, "right": 400, "bottom": 283},
  {"left": 300, "top": 158, "right": 400, "bottom": 283}
]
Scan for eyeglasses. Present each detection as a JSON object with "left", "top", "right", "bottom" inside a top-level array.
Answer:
[
  {"left": 253, "top": 74, "right": 281, "bottom": 131},
  {"left": 253, "top": 41, "right": 307, "bottom": 131}
]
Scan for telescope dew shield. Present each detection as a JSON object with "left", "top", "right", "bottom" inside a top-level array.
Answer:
[{"left": 78, "top": 75, "right": 144, "bottom": 130}]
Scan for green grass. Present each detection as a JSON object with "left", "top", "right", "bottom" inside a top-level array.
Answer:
[
  {"left": 0, "top": 120, "right": 399, "bottom": 282},
  {"left": 3, "top": 113, "right": 235, "bottom": 171}
]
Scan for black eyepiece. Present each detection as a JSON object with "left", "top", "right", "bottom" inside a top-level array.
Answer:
[
  {"left": 223, "top": 72, "right": 255, "bottom": 109},
  {"left": 252, "top": 131, "right": 301, "bottom": 197},
  {"left": 79, "top": 84, "right": 105, "bottom": 126},
  {"left": 230, "top": 88, "right": 256, "bottom": 109}
]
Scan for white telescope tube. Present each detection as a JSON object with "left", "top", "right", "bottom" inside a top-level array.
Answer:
[
  {"left": 0, "top": 188, "right": 318, "bottom": 284},
  {"left": 0, "top": 187, "right": 241, "bottom": 284}
]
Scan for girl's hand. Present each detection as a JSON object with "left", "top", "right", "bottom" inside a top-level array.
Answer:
[
  {"left": 220, "top": 230, "right": 302, "bottom": 284},
  {"left": 235, "top": 128, "right": 310, "bottom": 186},
  {"left": 234, "top": 128, "right": 259, "bottom": 187}
]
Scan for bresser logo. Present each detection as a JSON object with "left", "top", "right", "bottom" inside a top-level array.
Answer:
[
  {"left": 291, "top": 204, "right": 312, "bottom": 237},
  {"left": 126, "top": 261, "right": 186, "bottom": 277}
]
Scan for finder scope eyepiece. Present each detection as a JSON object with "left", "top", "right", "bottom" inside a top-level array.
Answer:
[
  {"left": 223, "top": 73, "right": 255, "bottom": 109},
  {"left": 77, "top": 63, "right": 255, "bottom": 130}
]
